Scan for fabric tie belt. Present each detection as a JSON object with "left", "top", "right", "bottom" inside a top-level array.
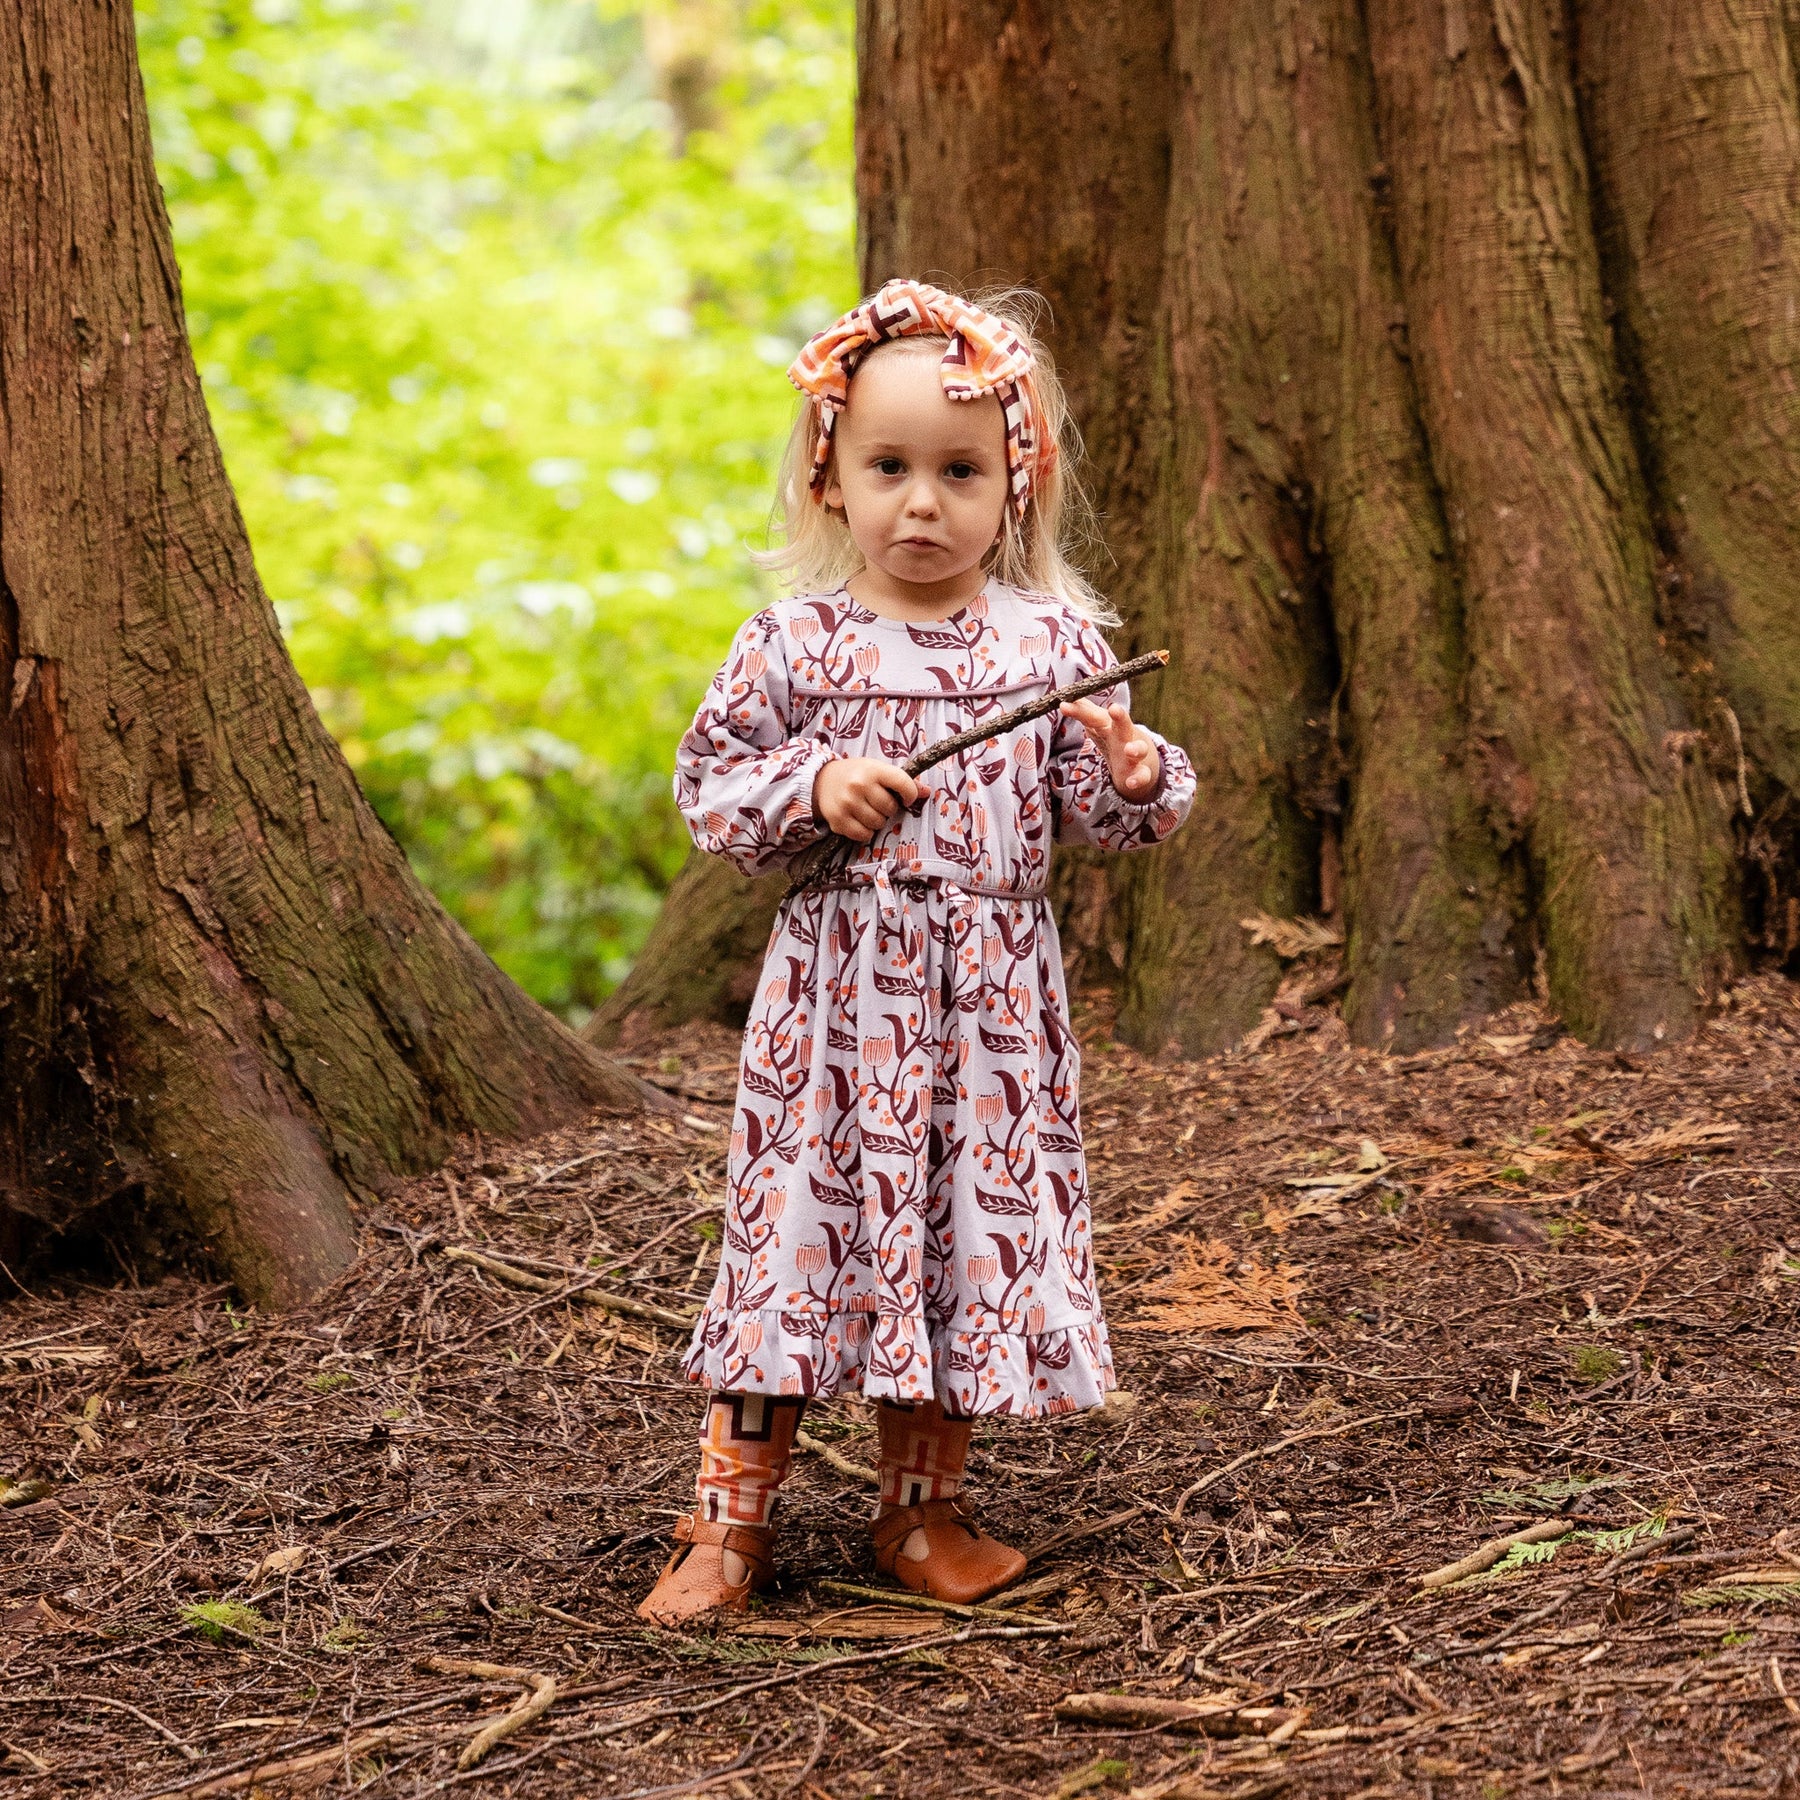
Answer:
[{"left": 801, "top": 863, "right": 1049, "bottom": 929}]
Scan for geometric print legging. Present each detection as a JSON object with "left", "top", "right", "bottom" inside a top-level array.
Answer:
[{"left": 696, "top": 1392, "right": 973, "bottom": 1525}]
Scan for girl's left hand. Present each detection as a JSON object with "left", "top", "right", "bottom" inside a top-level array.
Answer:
[{"left": 1061, "top": 697, "right": 1162, "bottom": 801}]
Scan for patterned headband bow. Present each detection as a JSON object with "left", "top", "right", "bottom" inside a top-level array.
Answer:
[{"left": 787, "top": 279, "right": 1051, "bottom": 522}]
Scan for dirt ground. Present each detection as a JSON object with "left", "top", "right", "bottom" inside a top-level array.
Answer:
[{"left": 3, "top": 975, "right": 1799, "bottom": 1799}]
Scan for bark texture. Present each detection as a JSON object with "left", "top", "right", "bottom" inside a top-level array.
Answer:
[
  {"left": 1, "top": 0, "right": 640, "bottom": 1306},
  {"left": 1364, "top": 0, "right": 1735, "bottom": 1048},
  {"left": 1576, "top": 0, "right": 1800, "bottom": 951},
  {"left": 620, "top": 0, "right": 1800, "bottom": 1056}
]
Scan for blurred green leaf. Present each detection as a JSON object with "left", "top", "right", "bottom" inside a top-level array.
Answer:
[{"left": 138, "top": 0, "right": 855, "bottom": 1018}]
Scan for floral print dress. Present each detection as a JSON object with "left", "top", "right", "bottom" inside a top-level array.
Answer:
[{"left": 675, "top": 580, "right": 1196, "bottom": 1417}]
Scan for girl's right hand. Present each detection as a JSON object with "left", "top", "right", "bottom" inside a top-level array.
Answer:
[{"left": 813, "top": 757, "right": 920, "bottom": 842}]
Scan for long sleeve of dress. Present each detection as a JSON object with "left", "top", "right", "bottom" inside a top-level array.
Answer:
[
  {"left": 675, "top": 608, "right": 835, "bottom": 876},
  {"left": 1046, "top": 621, "right": 1197, "bottom": 850}
]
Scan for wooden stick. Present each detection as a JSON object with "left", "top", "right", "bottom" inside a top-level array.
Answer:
[
  {"left": 421, "top": 1658, "right": 559, "bottom": 1769},
  {"left": 1171, "top": 1410, "right": 1421, "bottom": 1521},
  {"left": 442, "top": 1244, "right": 696, "bottom": 1329},
  {"left": 1416, "top": 1519, "right": 1573, "bottom": 1590},
  {"left": 902, "top": 648, "right": 1169, "bottom": 777},
  {"left": 789, "top": 648, "right": 1169, "bottom": 892},
  {"left": 811, "top": 1578, "right": 1064, "bottom": 1626},
  {"left": 1052, "top": 1694, "right": 1298, "bottom": 1738},
  {"left": 793, "top": 1428, "right": 879, "bottom": 1487}
]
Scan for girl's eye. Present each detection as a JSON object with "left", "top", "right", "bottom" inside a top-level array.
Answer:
[
  {"left": 874, "top": 457, "right": 906, "bottom": 477},
  {"left": 945, "top": 462, "right": 978, "bottom": 481}
]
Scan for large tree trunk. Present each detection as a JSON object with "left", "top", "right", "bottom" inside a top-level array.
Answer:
[
  {"left": 1575, "top": 0, "right": 1800, "bottom": 954},
  {"left": 614, "top": 0, "right": 1799, "bottom": 1055},
  {"left": 1363, "top": 0, "right": 1736, "bottom": 1047},
  {"left": 0, "top": 0, "right": 641, "bottom": 1307}
]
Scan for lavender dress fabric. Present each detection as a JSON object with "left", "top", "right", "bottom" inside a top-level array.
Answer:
[{"left": 674, "top": 580, "right": 1196, "bottom": 1417}]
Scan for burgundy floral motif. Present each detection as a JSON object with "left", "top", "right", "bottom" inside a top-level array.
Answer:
[{"left": 673, "top": 580, "right": 1197, "bottom": 1416}]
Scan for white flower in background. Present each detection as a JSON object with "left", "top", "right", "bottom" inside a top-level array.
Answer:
[
  {"left": 607, "top": 468, "right": 660, "bottom": 505},
  {"left": 529, "top": 457, "right": 586, "bottom": 488}
]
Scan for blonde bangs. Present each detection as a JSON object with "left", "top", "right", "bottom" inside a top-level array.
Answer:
[{"left": 750, "top": 288, "right": 1117, "bottom": 626}]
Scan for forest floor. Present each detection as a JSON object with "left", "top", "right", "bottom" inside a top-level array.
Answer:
[{"left": 3, "top": 978, "right": 1800, "bottom": 1799}]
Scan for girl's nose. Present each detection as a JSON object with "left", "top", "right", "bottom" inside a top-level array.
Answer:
[{"left": 903, "top": 478, "right": 941, "bottom": 517}]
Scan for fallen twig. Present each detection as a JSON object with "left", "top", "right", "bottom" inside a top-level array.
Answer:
[
  {"left": 180, "top": 1730, "right": 415, "bottom": 1796},
  {"left": 442, "top": 1244, "right": 696, "bottom": 1329},
  {"left": 1416, "top": 1520, "right": 1573, "bottom": 1590},
  {"left": 813, "top": 1579, "right": 1067, "bottom": 1626},
  {"left": 1172, "top": 1411, "right": 1421, "bottom": 1521},
  {"left": 794, "top": 1428, "right": 879, "bottom": 1486},
  {"left": 1053, "top": 1693, "right": 1299, "bottom": 1738},
  {"left": 1026, "top": 1503, "right": 1146, "bottom": 1564},
  {"left": 420, "top": 1656, "right": 558, "bottom": 1769}
]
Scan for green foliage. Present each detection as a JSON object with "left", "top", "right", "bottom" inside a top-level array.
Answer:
[
  {"left": 1060, "top": 1759, "right": 1131, "bottom": 1797},
  {"left": 1684, "top": 1581, "right": 1800, "bottom": 1611},
  {"left": 183, "top": 1599, "right": 272, "bottom": 1643},
  {"left": 322, "top": 1616, "right": 372, "bottom": 1651},
  {"left": 306, "top": 1369, "right": 352, "bottom": 1392},
  {"left": 1582, "top": 1516, "right": 1664, "bottom": 1556},
  {"left": 1480, "top": 1473, "right": 1630, "bottom": 1510},
  {"left": 1455, "top": 1513, "right": 1667, "bottom": 1587},
  {"left": 136, "top": 0, "right": 856, "bottom": 1017},
  {"left": 1488, "top": 1536, "right": 1562, "bottom": 1575},
  {"left": 1570, "top": 1344, "right": 1624, "bottom": 1384}
]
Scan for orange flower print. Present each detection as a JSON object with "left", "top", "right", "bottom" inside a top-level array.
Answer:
[
  {"left": 906, "top": 1247, "right": 923, "bottom": 1279},
  {"left": 983, "top": 934, "right": 1003, "bottom": 967},
  {"left": 1013, "top": 734, "right": 1038, "bottom": 768},
  {"left": 737, "top": 1317, "right": 765, "bottom": 1353},
  {"left": 862, "top": 1034, "right": 893, "bottom": 1068},
  {"left": 974, "top": 1092, "right": 1004, "bottom": 1127},
  {"left": 854, "top": 643, "right": 881, "bottom": 677},
  {"left": 743, "top": 649, "right": 767, "bottom": 680},
  {"left": 957, "top": 1037, "right": 972, "bottom": 1069},
  {"left": 797, "top": 1034, "right": 813, "bottom": 1065},
  {"left": 780, "top": 1374, "right": 803, "bottom": 1394},
  {"left": 966, "top": 1252, "right": 998, "bottom": 1284},
  {"left": 795, "top": 1240, "right": 829, "bottom": 1274},
  {"left": 789, "top": 613, "right": 819, "bottom": 640},
  {"left": 1025, "top": 1302, "right": 1046, "bottom": 1335},
  {"left": 970, "top": 802, "right": 988, "bottom": 838},
  {"left": 730, "top": 1128, "right": 746, "bottom": 1159},
  {"left": 704, "top": 810, "right": 730, "bottom": 838},
  {"left": 1007, "top": 983, "right": 1034, "bottom": 1019},
  {"left": 843, "top": 1315, "right": 870, "bottom": 1346},
  {"left": 813, "top": 1085, "right": 832, "bottom": 1116},
  {"left": 967, "top": 589, "right": 989, "bottom": 618},
  {"left": 1019, "top": 630, "right": 1050, "bottom": 657},
  {"left": 784, "top": 797, "right": 811, "bottom": 829},
  {"left": 765, "top": 1189, "right": 786, "bottom": 1224}
]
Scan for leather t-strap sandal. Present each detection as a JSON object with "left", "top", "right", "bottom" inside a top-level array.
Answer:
[
  {"left": 636, "top": 1513, "right": 775, "bottom": 1625},
  {"left": 870, "top": 1495, "right": 1027, "bottom": 1604}
]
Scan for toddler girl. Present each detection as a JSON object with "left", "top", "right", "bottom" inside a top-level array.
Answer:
[{"left": 639, "top": 281, "right": 1195, "bottom": 1623}]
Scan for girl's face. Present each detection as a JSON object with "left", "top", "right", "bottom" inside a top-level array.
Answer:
[{"left": 823, "top": 346, "right": 1010, "bottom": 602}]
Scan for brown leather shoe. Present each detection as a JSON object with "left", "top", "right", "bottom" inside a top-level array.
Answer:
[
  {"left": 871, "top": 1495, "right": 1027, "bottom": 1604},
  {"left": 636, "top": 1514, "right": 775, "bottom": 1626}
]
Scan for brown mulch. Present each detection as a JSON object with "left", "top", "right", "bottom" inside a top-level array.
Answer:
[{"left": 3, "top": 976, "right": 1800, "bottom": 1799}]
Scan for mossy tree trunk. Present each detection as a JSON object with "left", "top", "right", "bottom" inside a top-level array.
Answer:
[
  {"left": 1, "top": 0, "right": 642, "bottom": 1306},
  {"left": 613, "top": 0, "right": 1798, "bottom": 1055}
]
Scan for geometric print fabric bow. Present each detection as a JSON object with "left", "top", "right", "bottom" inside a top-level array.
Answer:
[{"left": 787, "top": 278, "right": 1050, "bottom": 522}]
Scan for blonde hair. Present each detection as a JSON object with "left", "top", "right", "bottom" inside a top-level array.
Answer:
[{"left": 753, "top": 286, "right": 1117, "bottom": 625}]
